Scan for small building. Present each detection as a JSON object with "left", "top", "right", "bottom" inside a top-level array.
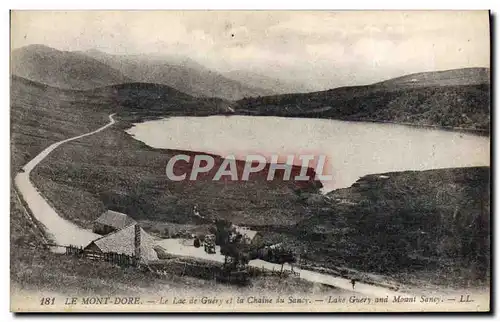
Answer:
[
  {"left": 233, "top": 225, "right": 264, "bottom": 246},
  {"left": 93, "top": 210, "right": 137, "bottom": 235},
  {"left": 85, "top": 224, "right": 158, "bottom": 262}
]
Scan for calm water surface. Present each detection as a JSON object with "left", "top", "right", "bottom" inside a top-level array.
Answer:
[{"left": 126, "top": 116, "right": 490, "bottom": 192}]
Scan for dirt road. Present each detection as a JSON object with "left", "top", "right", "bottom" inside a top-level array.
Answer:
[
  {"left": 155, "top": 238, "right": 410, "bottom": 297},
  {"left": 14, "top": 114, "right": 116, "bottom": 246}
]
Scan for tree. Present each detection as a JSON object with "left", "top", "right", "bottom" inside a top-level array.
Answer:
[
  {"left": 212, "top": 220, "right": 252, "bottom": 269},
  {"left": 214, "top": 219, "right": 232, "bottom": 246},
  {"left": 210, "top": 220, "right": 253, "bottom": 285},
  {"left": 268, "top": 246, "right": 297, "bottom": 274}
]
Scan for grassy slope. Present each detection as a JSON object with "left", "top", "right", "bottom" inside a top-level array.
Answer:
[
  {"left": 264, "top": 167, "right": 490, "bottom": 288},
  {"left": 10, "top": 76, "right": 237, "bottom": 239},
  {"left": 10, "top": 75, "right": 113, "bottom": 292},
  {"left": 10, "top": 75, "right": 114, "bottom": 247},
  {"left": 10, "top": 75, "right": 232, "bottom": 175},
  {"left": 10, "top": 77, "right": 329, "bottom": 295},
  {"left": 11, "top": 45, "right": 132, "bottom": 90},
  {"left": 375, "top": 67, "right": 490, "bottom": 87},
  {"left": 89, "top": 81, "right": 230, "bottom": 116},
  {"left": 12, "top": 244, "right": 339, "bottom": 297},
  {"left": 236, "top": 78, "right": 490, "bottom": 131},
  {"left": 10, "top": 76, "right": 112, "bottom": 172}
]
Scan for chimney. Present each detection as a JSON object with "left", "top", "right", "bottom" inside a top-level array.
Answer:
[{"left": 134, "top": 224, "right": 141, "bottom": 264}]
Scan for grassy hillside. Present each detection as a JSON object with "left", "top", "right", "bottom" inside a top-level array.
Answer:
[
  {"left": 236, "top": 68, "right": 490, "bottom": 132},
  {"left": 10, "top": 76, "right": 231, "bottom": 174},
  {"left": 82, "top": 49, "right": 275, "bottom": 100},
  {"left": 375, "top": 67, "right": 490, "bottom": 88},
  {"left": 11, "top": 75, "right": 114, "bottom": 278},
  {"left": 89, "top": 82, "right": 234, "bottom": 117},
  {"left": 10, "top": 76, "right": 330, "bottom": 296},
  {"left": 9, "top": 76, "right": 233, "bottom": 244},
  {"left": 12, "top": 243, "right": 338, "bottom": 297},
  {"left": 264, "top": 167, "right": 490, "bottom": 287},
  {"left": 30, "top": 120, "right": 320, "bottom": 229},
  {"left": 10, "top": 75, "right": 113, "bottom": 172},
  {"left": 11, "top": 45, "right": 132, "bottom": 90}
]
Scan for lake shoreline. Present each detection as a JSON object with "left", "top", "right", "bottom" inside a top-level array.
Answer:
[
  {"left": 126, "top": 110, "right": 490, "bottom": 137},
  {"left": 125, "top": 114, "right": 490, "bottom": 192},
  {"left": 228, "top": 112, "right": 490, "bottom": 137}
]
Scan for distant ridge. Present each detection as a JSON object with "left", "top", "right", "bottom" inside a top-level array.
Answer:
[
  {"left": 11, "top": 74, "right": 51, "bottom": 90},
  {"left": 81, "top": 49, "right": 275, "bottom": 100},
  {"left": 11, "top": 45, "right": 132, "bottom": 90},
  {"left": 91, "top": 81, "right": 195, "bottom": 100},
  {"left": 222, "top": 70, "right": 312, "bottom": 94},
  {"left": 375, "top": 67, "right": 490, "bottom": 88},
  {"left": 236, "top": 68, "right": 490, "bottom": 132}
]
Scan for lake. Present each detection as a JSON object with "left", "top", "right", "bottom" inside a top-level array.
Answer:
[{"left": 126, "top": 116, "right": 490, "bottom": 192}]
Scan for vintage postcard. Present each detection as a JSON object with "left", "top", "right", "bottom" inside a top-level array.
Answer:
[{"left": 10, "top": 10, "right": 490, "bottom": 312}]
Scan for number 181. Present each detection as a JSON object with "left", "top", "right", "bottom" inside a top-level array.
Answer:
[{"left": 40, "top": 297, "right": 55, "bottom": 305}]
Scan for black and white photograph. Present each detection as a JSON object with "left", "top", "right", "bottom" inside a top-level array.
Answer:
[{"left": 9, "top": 10, "right": 491, "bottom": 312}]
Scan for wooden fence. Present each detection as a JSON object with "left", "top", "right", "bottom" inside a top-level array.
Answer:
[
  {"left": 64, "top": 245, "right": 137, "bottom": 267},
  {"left": 248, "top": 265, "right": 300, "bottom": 278}
]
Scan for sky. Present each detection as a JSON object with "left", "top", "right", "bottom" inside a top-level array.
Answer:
[{"left": 11, "top": 11, "right": 490, "bottom": 90}]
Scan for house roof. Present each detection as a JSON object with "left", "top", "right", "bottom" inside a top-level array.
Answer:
[
  {"left": 94, "top": 210, "right": 136, "bottom": 230},
  {"left": 233, "top": 225, "right": 259, "bottom": 240},
  {"left": 86, "top": 224, "right": 158, "bottom": 261}
]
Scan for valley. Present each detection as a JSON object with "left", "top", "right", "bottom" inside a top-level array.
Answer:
[{"left": 9, "top": 45, "right": 491, "bottom": 296}]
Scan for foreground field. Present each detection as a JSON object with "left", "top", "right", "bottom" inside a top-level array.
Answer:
[{"left": 12, "top": 243, "right": 344, "bottom": 298}]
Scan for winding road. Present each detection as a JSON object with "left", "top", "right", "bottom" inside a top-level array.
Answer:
[
  {"left": 14, "top": 113, "right": 116, "bottom": 247},
  {"left": 155, "top": 239, "right": 410, "bottom": 298},
  {"left": 13, "top": 112, "right": 411, "bottom": 297}
]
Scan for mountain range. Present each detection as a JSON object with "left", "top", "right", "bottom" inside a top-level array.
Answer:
[
  {"left": 11, "top": 44, "right": 490, "bottom": 131},
  {"left": 11, "top": 45, "right": 132, "bottom": 90},
  {"left": 222, "top": 70, "right": 314, "bottom": 94},
  {"left": 11, "top": 45, "right": 276, "bottom": 100}
]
